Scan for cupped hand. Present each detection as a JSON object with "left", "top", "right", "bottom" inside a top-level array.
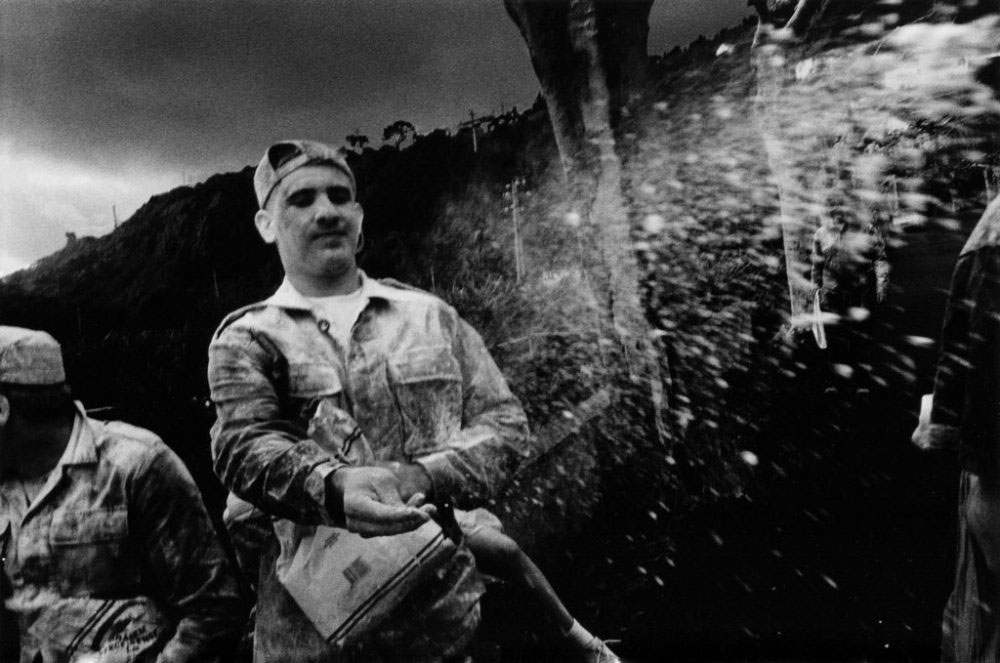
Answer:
[
  {"left": 334, "top": 466, "right": 437, "bottom": 537},
  {"left": 374, "top": 461, "right": 434, "bottom": 503}
]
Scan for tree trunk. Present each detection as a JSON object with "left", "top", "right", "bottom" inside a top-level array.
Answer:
[
  {"left": 500, "top": 0, "right": 670, "bottom": 552},
  {"left": 503, "top": 0, "right": 655, "bottom": 369},
  {"left": 503, "top": 0, "right": 653, "bottom": 179},
  {"left": 564, "top": 0, "right": 648, "bottom": 370}
]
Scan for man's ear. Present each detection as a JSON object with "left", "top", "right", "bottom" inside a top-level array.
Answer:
[
  {"left": 355, "top": 207, "right": 365, "bottom": 254},
  {"left": 0, "top": 394, "right": 9, "bottom": 427},
  {"left": 255, "top": 209, "right": 277, "bottom": 244}
]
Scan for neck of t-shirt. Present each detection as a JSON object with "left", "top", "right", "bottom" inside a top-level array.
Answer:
[
  {"left": 307, "top": 285, "right": 364, "bottom": 304},
  {"left": 304, "top": 286, "right": 368, "bottom": 349},
  {"left": 287, "top": 267, "right": 362, "bottom": 298}
]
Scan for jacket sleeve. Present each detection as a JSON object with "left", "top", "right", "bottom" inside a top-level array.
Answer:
[
  {"left": 0, "top": 531, "right": 16, "bottom": 661},
  {"left": 929, "top": 248, "right": 1000, "bottom": 469},
  {"left": 416, "top": 315, "right": 532, "bottom": 507},
  {"left": 131, "top": 445, "right": 244, "bottom": 663},
  {"left": 208, "top": 324, "right": 346, "bottom": 525}
]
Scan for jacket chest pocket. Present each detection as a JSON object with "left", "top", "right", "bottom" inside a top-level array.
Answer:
[
  {"left": 287, "top": 363, "right": 344, "bottom": 424},
  {"left": 50, "top": 508, "right": 135, "bottom": 592},
  {"left": 388, "top": 346, "right": 463, "bottom": 456}
]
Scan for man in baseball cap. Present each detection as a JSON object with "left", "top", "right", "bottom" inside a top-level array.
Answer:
[
  {"left": 251, "top": 139, "right": 366, "bottom": 299},
  {"left": 0, "top": 326, "right": 66, "bottom": 386},
  {"left": 208, "top": 139, "right": 534, "bottom": 661},
  {"left": 254, "top": 139, "right": 357, "bottom": 209},
  {"left": 0, "top": 326, "right": 243, "bottom": 661}
]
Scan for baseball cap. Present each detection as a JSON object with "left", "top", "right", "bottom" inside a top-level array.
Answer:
[
  {"left": 254, "top": 139, "right": 356, "bottom": 209},
  {"left": 0, "top": 326, "right": 66, "bottom": 386}
]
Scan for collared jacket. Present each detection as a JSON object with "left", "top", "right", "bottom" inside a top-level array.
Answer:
[
  {"left": 0, "top": 404, "right": 243, "bottom": 663},
  {"left": 207, "top": 273, "right": 531, "bottom": 660},
  {"left": 927, "top": 195, "right": 1000, "bottom": 478}
]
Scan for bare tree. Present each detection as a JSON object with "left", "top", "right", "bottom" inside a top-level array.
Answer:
[
  {"left": 503, "top": 0, "right": 669, "bottom": 443},
  {"left": 503, "top": 0, "right": 652, "bottom": 179}
]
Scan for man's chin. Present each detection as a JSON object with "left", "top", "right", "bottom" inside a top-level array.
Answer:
[{"left": 317, "top": 255, "right": 358, "bottom": 278}]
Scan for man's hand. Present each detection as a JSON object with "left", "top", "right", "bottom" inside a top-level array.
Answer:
[
  {"left": 330, "top": 466, "right": 437, "bottom": 537},
  {"left": 375, "top": 461, "right": 434, "bottom": 503}
]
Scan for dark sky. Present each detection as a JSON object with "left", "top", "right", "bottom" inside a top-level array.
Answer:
[{"left": 0, "top": 0, "right": 751, "bottom": 274}]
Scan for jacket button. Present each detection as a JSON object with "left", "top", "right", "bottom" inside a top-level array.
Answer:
[{"left": 318, "top": 319, "right": 331, "bottom": 333}]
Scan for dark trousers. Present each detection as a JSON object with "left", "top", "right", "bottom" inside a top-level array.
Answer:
[{"left": 943, "top": 471, "right": 1000, "bottom": 662}]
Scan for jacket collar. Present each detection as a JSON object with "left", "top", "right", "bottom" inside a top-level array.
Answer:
[
  {"left": 63, "top": 402, "right": 99, "bottom": 467},
  {"left": 266, "top": 270, "right": 407, "bottom": 310},
  {"left": 266, "top": 278, "right": 316, "bottom": 311},
  {"left": 962, "top": 195, "right": 1000, "bottom": 255}
]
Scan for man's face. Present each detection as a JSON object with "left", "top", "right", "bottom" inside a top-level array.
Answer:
[{"left": 256, "top": 165, "right": 363, "bottom": 283}]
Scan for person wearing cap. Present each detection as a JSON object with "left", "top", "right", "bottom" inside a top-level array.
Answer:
[
  {"left": 0, "top": 326, "right": 244, "bottom": 662},
  {"left": 207, "top": 139, "right": 533, "bottom": 661}
]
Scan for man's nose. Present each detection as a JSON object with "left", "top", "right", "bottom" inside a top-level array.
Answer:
[{"left": 314, "top": 195, "right": 343, "bottom": 224}]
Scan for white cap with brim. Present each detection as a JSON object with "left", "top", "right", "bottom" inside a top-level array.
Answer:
[
  {"left": 254, "top": 139, "right": 356, "bottom": 209},
  {"left": 0, "top": 326, "right": 66, "bottom": 386}
]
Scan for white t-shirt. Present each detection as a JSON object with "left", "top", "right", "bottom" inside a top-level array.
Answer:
[{"left": 305, "top": 286, "right": 368, "bottom": 351}]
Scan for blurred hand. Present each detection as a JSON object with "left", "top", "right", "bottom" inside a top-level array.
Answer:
[
  {"left": 911, "top": 393, "right": 934, "bottom": 451},
  {"left": 911, "top": 424, "right": 931, "bottom": 450},
  {"left": 331, "top": 466, "right": 436, "bottom": 537}
]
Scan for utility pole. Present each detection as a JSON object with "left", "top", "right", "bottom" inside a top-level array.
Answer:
[
  {"left": 112, "top": 204, "right": 119, "bottom": 229},
  {"left": 469, "top": 109, "right": 478, "bottom": 153},
  {"left": 212, "top": 267, "right": 221, "bottom": 300},
  {"left": 506, "top": 177, "right": 525, "bottom": 282},
  {"left": 506, "top": 176, "right": 530, "bottom": 355}
]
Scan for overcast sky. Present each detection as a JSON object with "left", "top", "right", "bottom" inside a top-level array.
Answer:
[{"left": 0, "top": 0, "right": 751, "bottom": 275}]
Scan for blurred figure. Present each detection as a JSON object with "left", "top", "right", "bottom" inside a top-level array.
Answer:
[
  {"left": 808, "top": 200, "right": 890, "bottom": 399},
  {"left": 912, "top": 194, "right": 1000, "bottom": 662},
  {"left": 810, "top": 202, "right": 890, "bottom": 319},
  {"left": 0, "top": 326, "right": 243, "bottom": 662}
]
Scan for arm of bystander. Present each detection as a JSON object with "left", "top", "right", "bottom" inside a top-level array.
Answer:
[{"left": 131, "top": 445, "right": 244, "bottom": 663}]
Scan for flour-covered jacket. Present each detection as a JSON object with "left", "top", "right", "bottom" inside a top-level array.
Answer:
[
  {"left": 207, "top": 272, "right": 531, "bottom": 660},
  {"left": 0, "top": 403, "right": 243, "bottom": 663},
  {"left": 927, "top": 195, "right": 1000, "bottom": 477}
]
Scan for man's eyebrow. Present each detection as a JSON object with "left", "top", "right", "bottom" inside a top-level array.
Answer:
[
  {"left": 322, "top": 184, "right": 354, "bottom": 198},
  {"left": 284, "top": 182, "right": 352, "bottom": 198},
  {"left": 284, "top": 185, "right": 315, "bottom": 198}
]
